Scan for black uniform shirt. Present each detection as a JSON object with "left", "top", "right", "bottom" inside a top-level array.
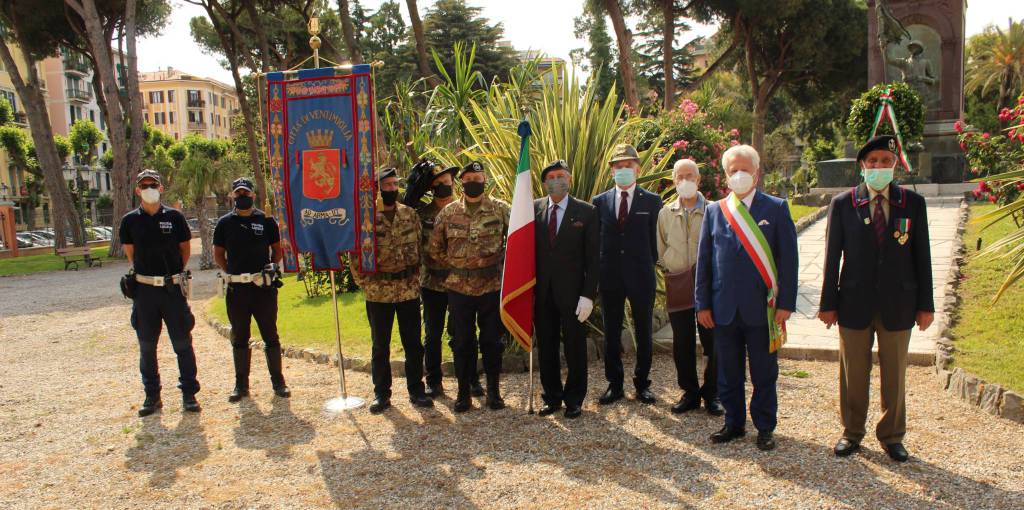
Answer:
[
  {"left": 118, "top": 205, "right": 191, "bottom": 275},
  {"left": 213, "top": 209, "right": 281, "bottom": 274}
]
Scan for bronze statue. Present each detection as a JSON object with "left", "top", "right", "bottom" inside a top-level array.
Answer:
[{"left": 876, "top": 0, "right": 939, "bottom": 105}]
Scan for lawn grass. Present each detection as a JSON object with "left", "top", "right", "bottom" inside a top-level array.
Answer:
[
  {"left": 207, "top": 278, "right": 453, "bottom": 360},
  {"left": 788, "top": 201, "right": 821, "bottom": 224},
  {"left": 951, "top": 203, "right": 1024, "bottom": 394},
  {"left": 0, "top": 247, "right": 113, "bottom": 276}
]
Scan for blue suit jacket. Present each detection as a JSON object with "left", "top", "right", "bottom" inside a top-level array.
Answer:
[
  {"left": 592, "top": 186, "right": 663, "bottom": 292},
  {"left": 695, "top": 191, "right": 798, "bottom": 326}
]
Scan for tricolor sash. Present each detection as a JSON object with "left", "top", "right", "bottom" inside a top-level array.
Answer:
[{"left": 719, "top": 193, "right": 787, "bottom": 352}]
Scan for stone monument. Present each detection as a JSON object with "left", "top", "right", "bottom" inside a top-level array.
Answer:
[{"left": 867, "top": 0, "right": 967, "bottom": 183}]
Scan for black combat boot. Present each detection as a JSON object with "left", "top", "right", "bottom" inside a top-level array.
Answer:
[
  {"left": 265, "top": 345, "right": 290, "bottom": 397},
  {"left": 228, "top": 346, "right": 251, "bottom": 403},
  {"left": 485, "top": 372, "right": 505, "bottom": 410},
  {"left": 138, "top": 394, "right": 162, "bottom": 417}
]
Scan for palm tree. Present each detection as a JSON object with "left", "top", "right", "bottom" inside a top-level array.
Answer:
[
  {"left": 173, "top": 137, "right": 236, "bottom": 270},
  {"left": 966, "top": 18, "right": 1024, "bottom": 115}
]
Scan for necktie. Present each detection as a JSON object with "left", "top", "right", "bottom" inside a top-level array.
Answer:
[
  {"left": 618, "top": 191, "right": 629, "bottom": 228},
  {"left": 873, "top": 195, "right": 887, "bottom": 246},
  {"left": 548, "top": 203, "right": 559, "bottom": 245}
]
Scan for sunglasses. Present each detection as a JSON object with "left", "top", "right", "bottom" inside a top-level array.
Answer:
[{"left": 138, "top": 183, "right": 160, "bottom": 190}]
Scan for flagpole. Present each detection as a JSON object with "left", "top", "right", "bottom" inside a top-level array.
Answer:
[
  {"left": 527, "top": 348, "right": 535, "bottom": 414},
  {"left": 325, "top": 269, "right": 364, "bottom": 412}
]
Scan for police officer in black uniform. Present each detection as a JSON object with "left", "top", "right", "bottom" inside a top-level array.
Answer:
[
  {"left": 213, "top": 177, "right": 290, "bottom": 402},
  {"left": 119, "top": 169, "right": 200, "bottom": 416}
]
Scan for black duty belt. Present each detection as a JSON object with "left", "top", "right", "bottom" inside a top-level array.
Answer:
[
  {"left": 449, "top": 265, "right": 500, "bottom": 278},
  {"left": 368, "top": 266, "right": 418, "bottom": 281}
]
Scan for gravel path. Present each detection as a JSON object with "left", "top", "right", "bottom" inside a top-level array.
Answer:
[{"left": 1, "top": 257, "right": 1023, "bottom": 509}]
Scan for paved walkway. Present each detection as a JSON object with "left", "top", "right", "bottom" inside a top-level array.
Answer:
[{"left": 655, "top": 196, "right": 964, "bottom": 365}]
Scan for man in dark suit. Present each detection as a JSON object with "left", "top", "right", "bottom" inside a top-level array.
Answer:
[
  {"left": 696, "top": 145, "right": 798, "bottom": 451},
  {"left": 592, "top": 144, "right": 663, "bottom": 405},
  {"left": 534, "top": 160, "right": 600, "bottom": 419},
  {"left": 818, "top": 135, "right": 934, "bottom": 462}
]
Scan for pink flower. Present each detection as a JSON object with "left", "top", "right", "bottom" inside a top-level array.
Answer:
[
  {"left": 729, "top": 128, "right": 740, "bottom": 138},
  {"left": 983, "top": 132, "right": 991, "bottom": 139},
  {"left": 672, "top": 140, "right": 690, "bottom": 151},
  {"left": 954, "top": 120, "right": 964, "bottom": 134},
  {"left": 972, "top": 189, "right": 981, "bottom": 198},
  {"left": 959, "top": 142, "right": 967, "bottom": 151},
  {"left": 978, "top": 181, "right": 991, "bottom": 193},
  {"left": 730, "top": 140, "right": 740, "bottom": 146},
  {"left": 989, "top": 194, "right": 997, "bottom": 203}
]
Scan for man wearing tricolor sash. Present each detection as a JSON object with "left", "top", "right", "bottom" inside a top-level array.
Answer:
[
  {"left": 695, "top": 145, "right": 798, "bottom": 451},
  {"left": 818, "top": 135, "right": 934, "bottom": 463}
]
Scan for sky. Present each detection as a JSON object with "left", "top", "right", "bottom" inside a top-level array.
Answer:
[{"left": 137, "top": 0, "right": 1024, "bottom": 86}]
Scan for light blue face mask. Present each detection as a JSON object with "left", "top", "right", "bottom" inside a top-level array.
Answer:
[
  {"left": 613, "top": 167, "right": 636, "bottom": 187},
  {"left": 862, "top": 165, "right": 895, "bottom": 191}
]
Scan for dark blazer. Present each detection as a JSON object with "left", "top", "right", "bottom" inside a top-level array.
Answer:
[
  {"left": 695, "top": 191, "right": 799, "bottom": 326},
  {"left": 592, "top": 186, "right": 663, "bottom": 292},
  {"left": 534, "top": 195, "right": 600, "bottom": 313},
  {"left": 819, "top": 183, "right": 934, "bottom": 331}
]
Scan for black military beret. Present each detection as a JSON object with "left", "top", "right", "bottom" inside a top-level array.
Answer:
[
  {"left": 434, "top": 166, "right": 459, "bottom": 180},
  {"left": 541, "top": 159, "right": 570, "bottom": 181},
  {"left": 231, "top": 177, "right": 255, "bottom": 192},
  {"left": 377, "top": 167, "right": 398, "bottom": 183},
  {"left": 136, "top": 169, "right": 162, "bottom": 185},
  {"left": 856, "top": 135, "right": 898, "bottom": 162},
  {"left": 459, "top": 160, "right": 485, "bottom": 178}
]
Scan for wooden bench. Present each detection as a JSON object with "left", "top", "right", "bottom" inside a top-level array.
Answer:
[{"left": 56, "top": 246, "right": 103, "bottom": 271}]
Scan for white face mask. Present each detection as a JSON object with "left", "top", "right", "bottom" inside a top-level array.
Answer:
[
  {"left": 727, "top": 171, "right": 754, "bottom": 195},
  {"left": 140, "top": 188, "right": 161, "bottom": 204},
  {"left": 676, "top": 180, "right": 698, "bottom": 199}
]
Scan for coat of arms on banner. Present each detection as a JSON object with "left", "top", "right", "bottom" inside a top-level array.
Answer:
[{"left": 265, "top": 65, "right": 378, "bottom": 272}]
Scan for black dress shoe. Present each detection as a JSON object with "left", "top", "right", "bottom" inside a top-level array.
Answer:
[
  {"left": 470, "top": 381, "right": 485, "bottom": 397},
  {"left": 369, "top": 398, "right": 391, "bottom": 414},
  {"left": 834, "top": 438, "right": 861, "bottom": 457},
  {"left": 636, "top": 388, "right": 657, "bottom": 404},
  {"left": 538, "top": 403, "right": 561, "bottom": 416},
  {"left": 182, "top": 395, "right": 201, "bottom": 413},
  {"left": 228, "top": 387, "right": 249, "bottom": 403},
  {"left": 704, "top": 399, "right": 725, "bottom": 416},
  {"left": 486, "top": 394, "right": 505, "bottom": 410},
  {"left": 425, "top": 384, "right": 445, "bottom": 398},
  {"left": 453, "top": 396, "right": 473, "bottom": 413},
  {"left": 138, "top": 396, "right": 162, "bottom": 417},
  {"left": 884, "top": 442, "right": 909, "bottom": 462},
  {"left": 273, "top": 385, "right": 291, "bottom": 398},
  {"left": 756, "top": 431, "right": 776, "bottom": 451},
  {"left": 710, "top": 425, "right": 746, "bottom": 444},
  {"left": 564, "top": 405, "right": 582, "bottom": 419},
  {"left": 410, "top": 395, "right": 434, "bottom": 408},
  {"left": 598, "top": 387, "right": 624, "bottom": 405},
  {"left": 671, "top": 395, "right": 701, "bottom": 414}
]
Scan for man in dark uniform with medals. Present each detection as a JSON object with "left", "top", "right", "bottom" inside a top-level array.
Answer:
[
  {"left": 213, "top": 177, "right": 290, "bottom": 403},
  {"left": 119, "top": 169, "right": 199, "bottom": 416},
  {"left": 818, "top": 135, "right": 934, "bottom": 462}
]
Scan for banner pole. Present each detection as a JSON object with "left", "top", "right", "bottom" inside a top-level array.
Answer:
[
  {"left": 325, "top": 269, "right": 364, "bottom": 412},
  {"left": 527, "top": 348, "right": 535, "bottom": 414}
]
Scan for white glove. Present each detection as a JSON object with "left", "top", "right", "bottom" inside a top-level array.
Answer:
[{"left": 575, "top": 296, "right": 594, "bottom": 323}]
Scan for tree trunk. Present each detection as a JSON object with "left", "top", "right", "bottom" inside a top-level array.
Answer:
[
  {"left": 337, "top": 0, "right": 363, "bottom": 64},
  {"left": 406, "top": 0, "right": 439, "bottom": 87},
  {"left": 196, "top": 198, "right": 214, "bottom": 270},
  {"left": 0, "top": 42, "right": 83, "bottom": 249},
  {"left": 67, "top": 0, "right": 133, "bottom": 258},
  {"left": 125, "top": 0, "right": 146, "bottom": 217},
  {"left": 604, "top": 0, "right": 640, "bottom": 111},
  {"left": 662, "top": 0, "right": 675, "bottom": 110}
]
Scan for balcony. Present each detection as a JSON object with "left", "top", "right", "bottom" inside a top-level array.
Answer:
[
  {"left": 63, "top": 57, "right": 90, "bottom": 76},
  {"left": 12, "top": 112, "right": 27, "bottom": 126},
  {"left": 187, "top": 99, "right": 205, "bottom": 108},
  {"left": 66, "top": 87, "right": 93, "bottom": 102},
  {"left": 187, "top": 122, "right": 206, "bottom": 131}
]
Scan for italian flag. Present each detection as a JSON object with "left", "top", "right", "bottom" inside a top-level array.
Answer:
[{"left": 500, "top": 120, "right": 536, "bottom": 351}]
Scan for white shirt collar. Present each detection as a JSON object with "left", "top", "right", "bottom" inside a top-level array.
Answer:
[
  {"left": 549, "top": 194, "right": 568, "bottom": 209},
  {"left": 615, "top": 184, "right": 637, "bottom": 197},
  {"left": 740, "top": 191, "right": 755, "bottom": 209}
]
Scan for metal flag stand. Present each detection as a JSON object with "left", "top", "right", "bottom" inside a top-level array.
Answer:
[{"left": 324, "top": 270, "right": 364, "bottom": 412}]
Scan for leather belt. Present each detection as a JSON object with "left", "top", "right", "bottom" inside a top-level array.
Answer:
[
  {"left": 368, "top": 266, "right": 418, "bottom": 281},
  {"left": 449, "top": 264, "right": 500, "bottom": 278},
  {"left": 426, "top": 268, "right": 450, "bottom": 278}
]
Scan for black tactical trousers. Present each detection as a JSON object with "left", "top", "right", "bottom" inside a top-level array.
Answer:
[
  {"left": 366, "top": 298, "right": 426, "bottom": 400},
  {"left": 131, "top": 284, "right": 199, "bottom": 397},
  {"left": 447, "top": 290, "right": 504, "bottom": 396},
  {"left": 422, "top": 287, "right": 479, "bottom": 388},
  {"left": 226, "top": 284, "right": 280, "bottom": 350}
]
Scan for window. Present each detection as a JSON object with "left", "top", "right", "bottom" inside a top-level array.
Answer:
[
  {"left": 70, "top": 105, "right": 77, "bottom": 122},
  {"left": 210, "top": 112, "right": 214, "bottom": 125},
  {"left": 105, "top": 173, "right": 110, "bottom": 190},
  {"left": 89, "top": 110, "right": 95, "bottom": 122},
  {"left": 144, "top": 112, "right": 149, "bottom": 123},
  {"left": 220, "top": 96, "right": 225, "bottom": 108},
  {"left": 149, "top": 91, "right": 164, "bottom": 104},
  {"left": 174, "top": 132, "right": 179, "bottom": 140},
  {"left": 167, "top": 90, "right": 175, "bottom": 102},
  {"left": 169, "top": 111, "right": 174, "bottom": 124},
  {"left": 0, "top": 89, "right": 16, "bottom": 112}
]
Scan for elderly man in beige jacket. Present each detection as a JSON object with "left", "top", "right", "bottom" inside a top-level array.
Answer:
[{"left": 657, "top": 159, "right": 724, "bottom": 415}]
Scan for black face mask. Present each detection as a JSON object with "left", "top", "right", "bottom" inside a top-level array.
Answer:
[
  {"left": 432, "top": 183, "right": 453, "bottom": 198},
  {"left": 234, "top": 195, "right": 254, "bottom": 210},
  {"left": 381, "top": 189, "right": 399, "bottom": 206},
  {"left": 462, "top": 181, "right": 485, "bottom": 198}
]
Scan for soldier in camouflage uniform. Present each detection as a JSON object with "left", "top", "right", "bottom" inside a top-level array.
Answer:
[
  {"left": 428, "top": 161, "right": 511, "bottom": 413},
  {"left": 418, "top": 164, "right": 483, "bottom": 398},
  {"left": 352, "top": 168, "right": 434, "bottom": 413}
]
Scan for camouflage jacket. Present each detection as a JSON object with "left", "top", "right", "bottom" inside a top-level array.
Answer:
[
  {"left": 428, "top": 196, "right": 510, "bottom": 296},
  {"left": 351, "top": 202, "right": 422, "bottom": 303},
  {"left": 418, "top": 200, "right": 450, "bottom": 291}
]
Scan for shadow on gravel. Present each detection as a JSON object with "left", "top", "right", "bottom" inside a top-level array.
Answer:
[
  {"left": 233, "top": 397, "right": 315, "bottom": 460},
  {"left": 124, "top": 412, "right": 209, "bottom": 488}
]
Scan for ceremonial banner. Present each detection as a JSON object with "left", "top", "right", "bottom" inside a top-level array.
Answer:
[
  {"left": 500, "top": 121, "right": 536, "bottom": 352},
  {"left": 870, "top": 88, "right": 915, "bottom": 173},
  {"left": 266, "top": 65, "right": 378, "bottom": 272}
]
